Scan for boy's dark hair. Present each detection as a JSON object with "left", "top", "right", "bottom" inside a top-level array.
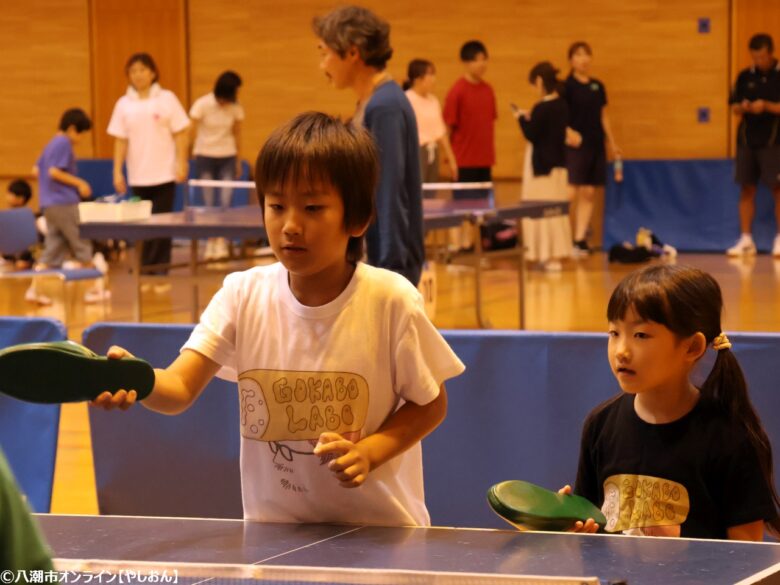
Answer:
[
  {"left": 402, "top": 59, "right": 434, "bottom": 91},
  {"left": 214, "top": 71, "right": 243, "bottom": 102},
  {"left": 608, "top": 264, "right": 780, "bottom": 537},
  {"left": 460, "top": 40, "right": 487, "bottom": 62},
  {"left": 58, "top": 108, "right": 92, "bottom": 133},
  {"left": 529, "top": 61, "right": 562, "bottom": 94},
  {"left": 749, "top": 34, "right": 774, "bottom": 53},
  {"left": 255, "top": 112, "right": 378, "bottom": 264},
  {"left": 312, "top": 6, "right": 393, "bottom": 70},
  {"left": 125, "top": 52, "right": 159, "bottom": 83},
  {"left": 8, "top": 179, "right": 32, "bottom": 205},
  {"left": 568, "top": 41, "right": 593, "bottom": 60}
]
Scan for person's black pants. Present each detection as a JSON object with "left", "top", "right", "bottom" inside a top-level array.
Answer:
[
  {"left": 132, "top": 182, "right": 176, "bottom": 275},
  {"left": 456, "top": 167, "right": 492, "bottom": 200}
]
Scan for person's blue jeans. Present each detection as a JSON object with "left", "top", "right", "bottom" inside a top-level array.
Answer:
[{"left": 195, "top": 155, "right": 238, "bottom": 209}]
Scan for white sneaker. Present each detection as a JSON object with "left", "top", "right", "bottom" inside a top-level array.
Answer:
[
  {"left": 62, "top": 260, "right": 81, "bottom": 270},
  {"left": 84, "top": 287, "right": 111, "bottom": 303},
  {"left": 92, "top": 251, "right": 109, "bottom": 275},
  {"left": 204, "top": 239, "right": 215, "bottom": 260},
  {"left": 543, "top": 259, "right": 563, "bottom": 272},
  {"left": 25, "top": 286, "right": 52, "bottom": 306},
  {"left": 214, "top": 238, "right": 230, "bottom": 259},
  {"left": 773, "top": 235, "right": 780, "bottom": 258},
  {"left": 726, "top": 235, "right": 756, "bottom": 256}
]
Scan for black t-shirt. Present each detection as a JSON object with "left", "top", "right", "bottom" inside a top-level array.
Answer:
[
  {"left": 730, "top": 61, "right": 780, "bottom": 148},
  {"left": 519, "top": 97, "right": 568, "bottom": 176},
  {"left": 563, "top": 74, "right": 607, "bottom": 148},
  {"left": 574, "top": 393, "right": 777, "bottom": 539}
]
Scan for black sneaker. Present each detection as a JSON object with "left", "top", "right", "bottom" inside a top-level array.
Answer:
[{"left": 573, "top": 240, "right": 590, "bottom": 257}]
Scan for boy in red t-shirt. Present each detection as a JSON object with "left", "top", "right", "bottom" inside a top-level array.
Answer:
[{"left": 443, "top": 40, "right": 497, "bottom": 200}]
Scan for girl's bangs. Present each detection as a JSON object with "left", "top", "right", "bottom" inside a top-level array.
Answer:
[{"left": 607, "top": 271, "right": 670, "bottom": 326}]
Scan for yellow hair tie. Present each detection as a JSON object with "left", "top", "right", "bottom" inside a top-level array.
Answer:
[{"left": 712, "top": 333, "right": 732, "bottom": 351}]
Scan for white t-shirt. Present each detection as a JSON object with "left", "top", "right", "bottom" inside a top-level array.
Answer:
[
  {"left": 405, "top": 89, "right": 447, "bottom": 146},
  {"left": 107, "top": 83, "right": 190, "bottom": 186},
  {"left": 189, "top": 93, "right": 245, "bottom": 157},
  {"left": 183, "top": 262, "right": 465, "bottom": 526}
]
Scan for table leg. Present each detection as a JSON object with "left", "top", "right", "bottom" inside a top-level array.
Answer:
[
  {"left": 190, "top": 239, "right": 199, "bottom": 322},
  {"left": 133, "top": 241, "right": 143, "bottom": 323},
  {"left": 473, "top": 218, "right": 490, "bottom": 329},
  {"left": 517, "top": 222, "right": 526, "bottom": 330}
]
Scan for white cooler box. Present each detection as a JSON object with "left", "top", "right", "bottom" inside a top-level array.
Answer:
[{"left": 79, "top": 200, "right": 152, "bottom": 222}]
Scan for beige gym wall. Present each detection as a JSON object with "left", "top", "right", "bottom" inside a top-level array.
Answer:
[{"left": 1, "top": 0, "right": 778, "bottom": 209}]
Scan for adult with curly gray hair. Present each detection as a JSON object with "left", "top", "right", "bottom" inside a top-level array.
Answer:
[{"left": 313, "top": 5, "right": 424, "bottom": 286}]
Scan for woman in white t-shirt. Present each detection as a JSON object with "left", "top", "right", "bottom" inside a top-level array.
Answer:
[
  {"left": 403, "top": 60, "right": 457, "bottom": 185},
  {"left": 108, "top": 53, "right": 190, "bottom": 277},
  {"left": 190, "top": 71, "right": 244, "bottom": 259}
]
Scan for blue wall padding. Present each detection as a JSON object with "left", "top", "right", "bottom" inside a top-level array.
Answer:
[
  {"left": 604, "top": 159, "right": 777, "bottom": 252},
  {"left": 0, "top": 317, "right": 66, "bottom": 512},
  {"left": 76, "top": 159, "right": 252, "bottom": 211},
  {"left": 80, "top": 324, "right": 780, "bottom": 528}
]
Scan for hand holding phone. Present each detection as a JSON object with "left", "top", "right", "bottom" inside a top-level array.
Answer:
[{"left": 510, "top": 103, "right": 526, "bottom": 120}]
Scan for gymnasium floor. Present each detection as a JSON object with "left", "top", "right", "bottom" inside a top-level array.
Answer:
[{"left": 3, "top": 246, "right": 779, "bottom": 335}]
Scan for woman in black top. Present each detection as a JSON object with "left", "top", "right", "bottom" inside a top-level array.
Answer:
[
  {"left": 514, "top": 62, "right": 572, "bottom": 270},
  {"left": 564, "top": 42, "right": 621, "bottom": 256},
  {"left": 517, "top": 62, "right": 568, "bottom": 175}
]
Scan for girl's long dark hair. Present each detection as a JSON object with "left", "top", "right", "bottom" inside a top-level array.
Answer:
[
  {"left": 607, "top": 264, "right": 780, "bottom": 536},
  {"left": 528, "top": 61, "right": 564, "bottom": 95}
]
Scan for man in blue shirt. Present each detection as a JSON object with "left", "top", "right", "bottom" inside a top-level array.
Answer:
[{"left": 313, "top": 5, "right": 424, "bottom": 285}]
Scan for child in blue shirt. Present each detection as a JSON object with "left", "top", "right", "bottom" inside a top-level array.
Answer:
[{"left": 35, "top": 108, "right": 94, "bottom": 270}]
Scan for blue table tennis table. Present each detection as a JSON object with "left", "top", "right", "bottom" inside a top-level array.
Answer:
[
  {"left": 37, "top": 514, "right": 780, "bottom": 585},
  {"left": 80, "top": 199, "right": 567, "bottom": 327}
]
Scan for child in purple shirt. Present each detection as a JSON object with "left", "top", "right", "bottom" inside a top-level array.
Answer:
[
  {"left": 35, "top": 108, "right": 94, "bottom": 269},
  {"left": 33, "top": 108, "right": 108, "bottom": 303}
]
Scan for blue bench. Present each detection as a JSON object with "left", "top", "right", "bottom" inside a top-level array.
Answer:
[
  {"left": 0, "top": 317, "right": 66, "bottom": 512},
  {"left": 82, "top": 323, "right": 780, "bottom": 527}
]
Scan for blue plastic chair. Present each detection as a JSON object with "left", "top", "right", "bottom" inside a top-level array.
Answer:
[
  {"left": 0, "top": 207, "right": 107, "bottom": 324},
  {"left": 0, "top": 317, "right": 66, "bottom": 512}
]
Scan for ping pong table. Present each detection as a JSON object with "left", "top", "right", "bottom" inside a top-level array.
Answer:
[
  {"left": 79, "top": 199, "right": 567, "bottom": 327},
  {"left": 37, "top": 514, "right": 780, "bottom": 584}
]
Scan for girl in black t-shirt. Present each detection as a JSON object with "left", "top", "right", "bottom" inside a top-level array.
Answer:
[
  {"left": 563, "top": 41, "right": 621, "bottom": 257},
  {"left": 567, "top": 264, "right": 780, "bottom": 540}
]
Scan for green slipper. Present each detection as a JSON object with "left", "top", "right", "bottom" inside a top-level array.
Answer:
[
  {"left": 487, "top": 480, "right": 606, "bottom": 532},
  {"left": 0, "top": 341, "right": 154, "bottom": 404}
]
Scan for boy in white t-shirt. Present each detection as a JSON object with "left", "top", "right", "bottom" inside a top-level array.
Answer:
[{"left": 93, "top": 112, "right": 465, "bottom": 527}]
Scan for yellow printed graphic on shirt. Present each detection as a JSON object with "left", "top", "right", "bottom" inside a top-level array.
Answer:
[
  {"left": 602, "top": 474, "right": 689, "bottom": 535},
  {"left": 237, "top": 369, "right": 369, "bottom": 442}
]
